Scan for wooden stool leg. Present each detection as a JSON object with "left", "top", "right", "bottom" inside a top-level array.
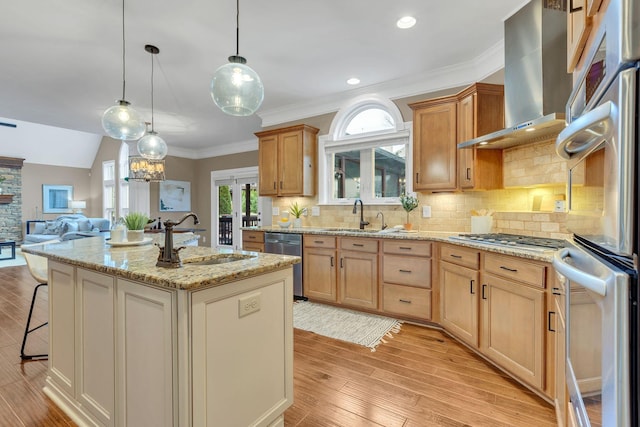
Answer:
[{"left": 20, "top": 283, "right": 48, "bottom": 360}]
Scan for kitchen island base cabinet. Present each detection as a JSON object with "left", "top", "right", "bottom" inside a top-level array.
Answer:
[{"left": 44, "top": 260, "right": 293, "bottom": 427}]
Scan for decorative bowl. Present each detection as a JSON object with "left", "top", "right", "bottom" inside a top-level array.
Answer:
[{"left": 278, "top": 221, "right": 291, "bottom": 229}]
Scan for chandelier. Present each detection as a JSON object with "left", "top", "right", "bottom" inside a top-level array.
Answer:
[{"left": 127, "top": 157, "right": 165, "bottom": 182}]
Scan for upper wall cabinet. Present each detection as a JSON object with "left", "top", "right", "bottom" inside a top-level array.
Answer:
[
  {"left": 567, "top": 0, "right": 593, "bottom": 72},
  {"left": 256, "top": 124, "right": 319, "bottom": 197},
  {"left": 409, "top": 83, "right": 504, "bottom": 192}
]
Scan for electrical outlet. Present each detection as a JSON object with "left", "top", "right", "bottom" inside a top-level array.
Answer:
[
  {"left": 422, "top": 205, "right": 432, "bottom": 218},
  {"left": 238, "top": 293, "right": 261, "bottom": 318},
  {"left": 272, "top": 207, "right": 280, "bottom": 216},
  {"left": 311, "top": 206, "right": 320, "bottom": 216},
  {"left": 202, "top": 236, "right": 206, "bottom": 243}
]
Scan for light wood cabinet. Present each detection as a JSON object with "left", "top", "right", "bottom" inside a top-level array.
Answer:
[
  {"left": 439, "top": 246, "right": 480, "bottom": 347},
  {"left": 567, "top": 0, "right": 593, "bottom": 72},
  {"left": 381, "top": 240, "right": 432, "bottom": 321},
  {"left": 242, "top": 230, "right": 264, "bottom": 252},
  {"left": 256, "top": 124, "right": 319, "bottom": 197},
  {"left": 457, "top": 84, "right": 504, "bottom": 190},
  {"left": 339, "top": 237, "right": 378, "bottom": 310},
  {"left": 480, "top": 272, "right": 545, "bottom": 390},
  {"left": 410, "top": 98, "right": 458, "bottom": 191},
  {"left": 303, "top": 236, "right": 337, "bottom": 302},
  {"left": 409, "top": 83, "right": 504, "bottom": 192}
]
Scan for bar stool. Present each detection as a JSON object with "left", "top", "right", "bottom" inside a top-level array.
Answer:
[{"left": 20, "top": 240, "right": 59, "bottom": 360}]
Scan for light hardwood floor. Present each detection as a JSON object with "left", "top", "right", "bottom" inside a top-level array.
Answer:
[{"left": 0, "top": 264, "right": 556, "bottom": 426}]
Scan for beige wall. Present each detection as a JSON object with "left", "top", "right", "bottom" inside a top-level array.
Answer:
[{"left": 149, "top": 155, "right": 199, "bottom": 224}]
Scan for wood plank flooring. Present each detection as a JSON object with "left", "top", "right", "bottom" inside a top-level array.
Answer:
[{"left": 0, "top": 264, "right": 556, "bottom": 426}]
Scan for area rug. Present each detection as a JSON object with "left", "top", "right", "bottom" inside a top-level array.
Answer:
[
  {"left": 293, "top": 301, "right": 402, "bottom": 351},
  {"left": 0, "top": 248, "right": 26, "bottom": 268}
]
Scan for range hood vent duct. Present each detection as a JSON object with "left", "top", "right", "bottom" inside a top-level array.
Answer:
[{"left": 459, "top": 0, "right": 572, "bottom": 150}]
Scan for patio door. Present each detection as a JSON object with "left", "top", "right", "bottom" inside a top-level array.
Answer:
[{"left": 212, "top": 167, "right": 270, "bottom": 249}]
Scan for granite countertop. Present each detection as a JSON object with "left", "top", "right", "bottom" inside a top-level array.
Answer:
[
  {"left": 22, "top": 233, "right": 300, "bottom": 291},
  {"left": 243, "top": 226, "right": 560, "bottom": 262}
]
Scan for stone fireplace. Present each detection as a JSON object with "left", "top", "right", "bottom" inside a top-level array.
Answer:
[{"left": 0, "top": 157, "right": 24, "bottom": 242}]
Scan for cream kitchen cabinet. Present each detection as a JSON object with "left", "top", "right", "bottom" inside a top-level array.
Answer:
[
  {"left": 303, "top": 235, "right": 337, "bottom": 302},
  {"left": 410, "top": 82, "right": 504, "bottom": 192},
  {"left": 381, "top": 240, "right": 432, "bottom": 321},
  {"left": 339, "top": 237, "right": 379, "bottom": 310},
  {"left": 256, "top": 124, "right": 319, "bottom": 197},
  {"left": 439, "top": 244, "right": 481, "bottom": 347}
]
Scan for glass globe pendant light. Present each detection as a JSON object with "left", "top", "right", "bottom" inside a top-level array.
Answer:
[
  {"left": 210, "top": 0, "right": 264, "bottom": 116},
  {"left": 101, "top": 0, "right": 146, "bottom": 140},
  {"left": 137, "top": 44, "right": 168, "bottom": 160}
]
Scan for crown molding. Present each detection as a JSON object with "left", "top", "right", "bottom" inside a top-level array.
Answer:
[{"left": 168, "top": 139, "right": 258, "bottom": 160}]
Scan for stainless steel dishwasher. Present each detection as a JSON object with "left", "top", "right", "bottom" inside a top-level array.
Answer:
[{"left": 264, "top": 232, "right": 304, "bottom": 299}]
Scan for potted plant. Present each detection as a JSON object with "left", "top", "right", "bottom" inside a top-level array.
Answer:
[
  {"left": 122, "top": 212, "right": 150, "bottom": 242},
  {"left": 0, "top": 176, "right": 5, "bottom": 194},
  {"left": 400, "top": 193, "right": 419, "bottom": 231},
  {"left": 289, "top": 202, "right": 305, "bottom": 228}
]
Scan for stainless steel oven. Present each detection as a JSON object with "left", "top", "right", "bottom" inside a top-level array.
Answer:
[{"left": 555, "top": 1, "right": 640, "bottom": 425}]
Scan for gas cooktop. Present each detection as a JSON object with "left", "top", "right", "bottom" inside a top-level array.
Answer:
[{"left": 449, "top": 233, "right": 568, "bottom": 252}]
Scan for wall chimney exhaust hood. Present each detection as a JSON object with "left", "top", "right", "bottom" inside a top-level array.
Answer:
[{"left": 458, "top": 0, "right": 571, "bottom": 150}]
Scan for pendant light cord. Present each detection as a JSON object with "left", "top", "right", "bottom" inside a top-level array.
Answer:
[
  {"left": 150, "top": 51, "right": 155, "bottom": 132},
  {"left": 121, "top": 0, "right": 126, "bottom": 100},
  {"left": 235, "top": 0, "right": 239, "bottom": 56}
]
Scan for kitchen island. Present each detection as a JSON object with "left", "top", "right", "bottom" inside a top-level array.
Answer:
[{"left": 22, "top": 234, "right": 299, "bottom": 427}]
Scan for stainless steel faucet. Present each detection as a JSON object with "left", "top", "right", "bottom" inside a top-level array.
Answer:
[
  {"left": 352, "top": 199, "right": 369, "bottom": 230},
  {"left": 376, "top": 211, "right": 387, "bottom": 230},
  {"left": 156, "top": 212, "right": 200, "bottom": 268}
]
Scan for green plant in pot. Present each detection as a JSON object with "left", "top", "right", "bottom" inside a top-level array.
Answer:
[
  {"left": 122, "top": 212, "right": 150, "bottom": 242},
  {"left": 289, "top": 202, "right": 305, "bottom": 228},
  {"left": 400, "top": 193, "right": 419, "bottom": 231},
  {"left": 0, "top": 176, "right": 5, "bottom": 194}
]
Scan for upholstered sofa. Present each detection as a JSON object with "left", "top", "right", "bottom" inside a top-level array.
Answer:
[{"left": 24, "top": 214, "right": 110, "bottom": 243}]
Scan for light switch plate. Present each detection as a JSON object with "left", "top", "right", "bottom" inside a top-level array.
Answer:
[
  {"left": 311, "top": 206, "right": 320, "bottom": 216},
  {"left": 272, "top": 207, "right": 280, "bottom": 216},
  {"left": 422, "top": 206, "right": 432, "bottom": 218}
]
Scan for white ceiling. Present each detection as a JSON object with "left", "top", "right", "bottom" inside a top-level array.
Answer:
[{"left": 0, "top": 0, "right": 529, "bottom": 166}]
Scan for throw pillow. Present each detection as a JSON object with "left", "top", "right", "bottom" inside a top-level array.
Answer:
[
  {"left": 32, "top": 222, "right": 46, "bottom": 234},
  {"left": 42, "top": 220, "right": 61, "bottom": 235},
  {"left": 77, "top": 219, "right": 92, "bottom": 232},
  {"left": 62, "top": 221, "right": 79, "bottom": 234}
]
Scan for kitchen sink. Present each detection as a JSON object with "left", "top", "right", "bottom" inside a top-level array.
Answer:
[{"left": 184, "top": 254, "right": 256, "bottom": 265}]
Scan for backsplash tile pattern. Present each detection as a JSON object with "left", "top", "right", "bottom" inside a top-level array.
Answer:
[{"left": 503, "top": 139, "right": 566, "bottom": 187}]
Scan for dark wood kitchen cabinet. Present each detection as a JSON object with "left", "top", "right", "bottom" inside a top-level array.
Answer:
[
  {"left": 567, "top": 0, "right": 592, "bottom": 72},
  {"left": 410, "top": 83, "right": 504, "bottom": 192},
  {"left": 256, "top": 124, "right": 319, "bottom": 197}
]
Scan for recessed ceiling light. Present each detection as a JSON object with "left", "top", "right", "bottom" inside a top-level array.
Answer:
[
  {"left": 479, "top": 141, "right": 489, "bottom": 146},
  {"left": 347, "top": 77, "right": 360, "bottom": 85},
  {"left": 397, "top": 16, "right": 416, "bottom": 29},
  {"left": 525, "top": 127, "right": 536, "bottom": 132}
]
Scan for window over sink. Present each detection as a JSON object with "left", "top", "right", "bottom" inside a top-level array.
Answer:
[{"left": 318, "top": 95, "right": 412, "bottom": 205}]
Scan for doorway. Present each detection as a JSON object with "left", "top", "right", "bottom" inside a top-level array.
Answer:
[{"left": 212, "top": 167, "right": 269, "bottom": 249}]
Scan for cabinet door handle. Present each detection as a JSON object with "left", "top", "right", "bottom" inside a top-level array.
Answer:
[
  {"left": 548, "top": 311, "right": 556, "bottom": 332},
  {"left": 466, "top": 167, "right": 471, "bottom": 180},
  {"left": 470, "top": 280, "right": 475, "bottom": 294},
  {"left": 450, "top": 254, "right": 462, "bottom": 259},
  {"left": 552, "top": 287, "right": 562, "bottom": 295},
  {"left": 482, "top": 284, "right": 487, "bottom": 300},
  {"left": 500, "top": 266, "right": 518, "bottom": 273},
  {"left": 280, "top": 181, "right": 283, "bottom": 189},
  {"left": 352, "top": 243, "right": 364, "bottom": 247},
  {"left": 569, "top": 0, "right": 582, "bottom": 12},
  {"left": 399, "top": 299, "right": 412, "bottom": 304},
  {"left": 330, "top": 256, "right": 334, "bottom": 267},
  {"left": 314, "top": 240, "right": 324, "bottom": 244},
  {"left": 340, "top": 258, "right": 343, "bottom": 268},
  {"left": 248, "top": 235, "right": 256, "bottom": 239},
  {"left": 273, "top": 181, "right": 276, "bottom": 190},
  {"left": 399, "top": 269, "right": 412, "bottom": 273},
  {"left": 398, "top": 246, "right": 412, "bottom": 250},
  {"left": 416, "top": 172, "right": 419, "bottom": 182}
]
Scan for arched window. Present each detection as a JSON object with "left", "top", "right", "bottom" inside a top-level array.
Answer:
[{"left": 319, "top": 95, "right": 412, "bottom": 204}]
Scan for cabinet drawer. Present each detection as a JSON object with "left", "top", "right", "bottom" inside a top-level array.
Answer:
[
  {"left": 440, "top": 244, "right": 480, "bottom": 269},
  {"left": 382, "top": 284, "right": 431, "bottom": 320},
  {"left": 242, "top": 230, "right": 264, "bottom": 243},
  {"left": 383, "top": 255, "right": 431, "bottom": 288},
  {"left": 484, "top": 253, "right": 546, "bottom": 288},
  {"left": 383, "top": 240, "right": 431, "bottom": 256},
  {"left": 242, "top": 243, "right": 264, "bottom": 253},
  {"left": 304, "top": 235, "right": 336, "bottom": 249},
  {"left": 340, "top": 237, "right": 378, "bottom": 253}
]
